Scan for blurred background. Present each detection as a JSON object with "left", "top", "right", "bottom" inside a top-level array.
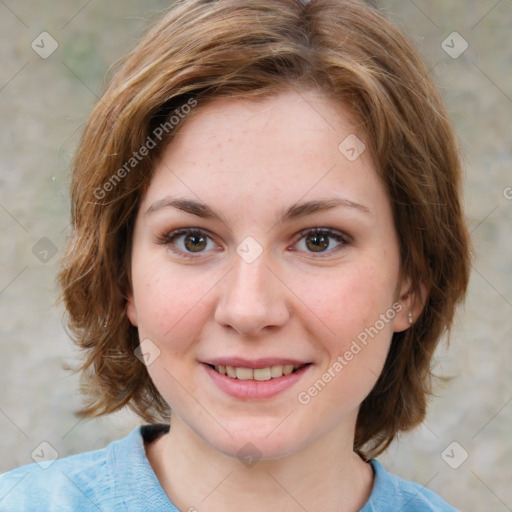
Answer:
[{"left": 0, "top": 1, "right": 511, "bottom": 510}]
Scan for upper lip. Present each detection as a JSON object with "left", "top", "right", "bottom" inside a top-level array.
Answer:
[{"left": 202, "top": 357, "right": 310, "bottom": 369}]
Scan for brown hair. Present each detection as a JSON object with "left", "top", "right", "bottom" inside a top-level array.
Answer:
[{"left": 58, "top": 0, "right": 471, "bottom": 458}]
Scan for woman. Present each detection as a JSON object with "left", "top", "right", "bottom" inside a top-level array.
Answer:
[{"left": 0, "top": 0, "right": 470, "bottom": 510}]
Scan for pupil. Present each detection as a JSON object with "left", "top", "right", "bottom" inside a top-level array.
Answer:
[
  {"left": 185, "top": 233, "right": 207, "bottom": 252},
  {"left": 306, "top": 233, "right": 328, "bottom": 252}
]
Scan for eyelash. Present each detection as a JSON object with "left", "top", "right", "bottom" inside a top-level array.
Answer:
[{"left": 157, "top": 227, "right": 350, "bottom": 260}]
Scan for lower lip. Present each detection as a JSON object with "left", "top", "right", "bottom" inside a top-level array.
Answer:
[{"left": 202, "top": 363, "right": 311, "bottom": 400}]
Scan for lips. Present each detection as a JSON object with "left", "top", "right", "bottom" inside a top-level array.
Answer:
[{"left": 201, "top": 357, "right": 312, "bottom": 399}]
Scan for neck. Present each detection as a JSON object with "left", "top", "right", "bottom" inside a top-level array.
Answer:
[{"left": 146, "top": 416, "right": 374, "bottom": 512}]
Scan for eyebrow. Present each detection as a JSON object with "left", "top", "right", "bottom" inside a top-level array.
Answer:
[{"left": 145, "top": 196, "right": 371, "bottom": 224}]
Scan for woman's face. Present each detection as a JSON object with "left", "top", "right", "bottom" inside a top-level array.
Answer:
[{"left": 127, "top": 87, "right": 411, "bottom": 459}]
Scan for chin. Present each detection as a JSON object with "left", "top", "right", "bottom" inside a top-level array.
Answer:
[{"left": 196, "top": 416, "right": 315, "bottom": 462}]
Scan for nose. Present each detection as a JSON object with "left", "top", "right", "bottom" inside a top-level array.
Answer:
[{"left": 214, "top": 251, "right": 290, "bottom": 336}]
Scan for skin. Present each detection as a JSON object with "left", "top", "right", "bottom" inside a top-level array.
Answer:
[{"left": 126, "top": 86, "right": 423, "bottom": 512}]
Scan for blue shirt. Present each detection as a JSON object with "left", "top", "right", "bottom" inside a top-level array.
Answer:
[{"left": 0, "top": 425, "right": 458, "bottom": 511}]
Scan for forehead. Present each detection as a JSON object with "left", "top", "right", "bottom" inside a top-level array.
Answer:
[
  {"left": 167, "top": 87, "right": 360, "bottom": 158},
  {"left": 141, "top": 87, "right": 388, "bottom": 221}
]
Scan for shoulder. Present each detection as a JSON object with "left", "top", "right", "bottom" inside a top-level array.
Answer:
[
  {"left": 0, "top": 426, "right": 146, "bottom": 512},
  {"left": 362, "top": 459, "right": 459, "bottom": 512}
]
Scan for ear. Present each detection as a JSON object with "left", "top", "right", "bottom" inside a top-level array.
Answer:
[
  {"left": 125, "top": 268, "right": 138, "bottom": 327},
  {"left": 124, "top": 251, "right": 138, "bottom": 327},
  {"left": 126, "top": 289, "right": 138, "bottom": 327},
  {"left": 393, "top": 277, "right": 428, "bottom": 333}
]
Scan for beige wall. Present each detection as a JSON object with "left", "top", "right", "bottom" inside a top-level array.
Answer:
[{"left": 1, "top": 1, "right": 511, "bottom": 510}]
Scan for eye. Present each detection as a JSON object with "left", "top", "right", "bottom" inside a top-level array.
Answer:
[
  {"left": 158, "top": 226, "right": 350, "bottom": 259},
  {"left": 158, "top": 228, "right": 218, "bottom": 258},
  {"left": 293, "top": 228, "right": 350, "bottom": 256}
]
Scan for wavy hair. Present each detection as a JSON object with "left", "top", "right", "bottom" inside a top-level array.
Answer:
[{"left": 58, "top": 0, "right": 471, "bottom": 458}]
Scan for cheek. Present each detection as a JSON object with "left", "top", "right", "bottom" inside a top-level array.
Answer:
[
  {"left": 131, "top": 259, "right": 211, "bottom": 352},
  {"left": 305, "top": 258, "right": 398, "bottom": 386},
  {"left": 294, "top": 269, "right": 398, "bottom": 418},
  {"left": 132, "top": 264, "right": 212, "bottom": 400},
  {"left": 318, "top": 261, "right": 397, "bottom": 335}
]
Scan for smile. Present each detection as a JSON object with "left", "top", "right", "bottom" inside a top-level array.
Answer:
[
  {"left": 210, "top": 364, "right": 306, "bottom": 381},
  {"left": 202, "top": 361, "right": 312, "bottom": 400}
]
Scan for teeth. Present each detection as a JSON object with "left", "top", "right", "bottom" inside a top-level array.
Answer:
[
  {"left": 214, "top": 364, "right": 303, "bottom": 380},
  {"left": 253, "top": 367, "right": 272, "bottom": 381},
  {"left": 283, "top": 365, "right": 294, "bottom": 375},
  {"left": 236, "top": 367, "right": 253, "bottom": 380},
  {"left": 270, "top": 365, "right": 283, "bottom": 378}
]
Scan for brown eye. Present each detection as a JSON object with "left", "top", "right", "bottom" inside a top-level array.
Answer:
[
  {"left": 305, "top": 232, "right": 330, "bottom": 252},
  {"left": 294, "top": 228, "right": 349, "bottom": 256},
  {"left": 182, "top": 232, "right": 208, "bottom": 252},
  {"left": 159, "top": 228, "right": 217, "bottom": 258}
]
